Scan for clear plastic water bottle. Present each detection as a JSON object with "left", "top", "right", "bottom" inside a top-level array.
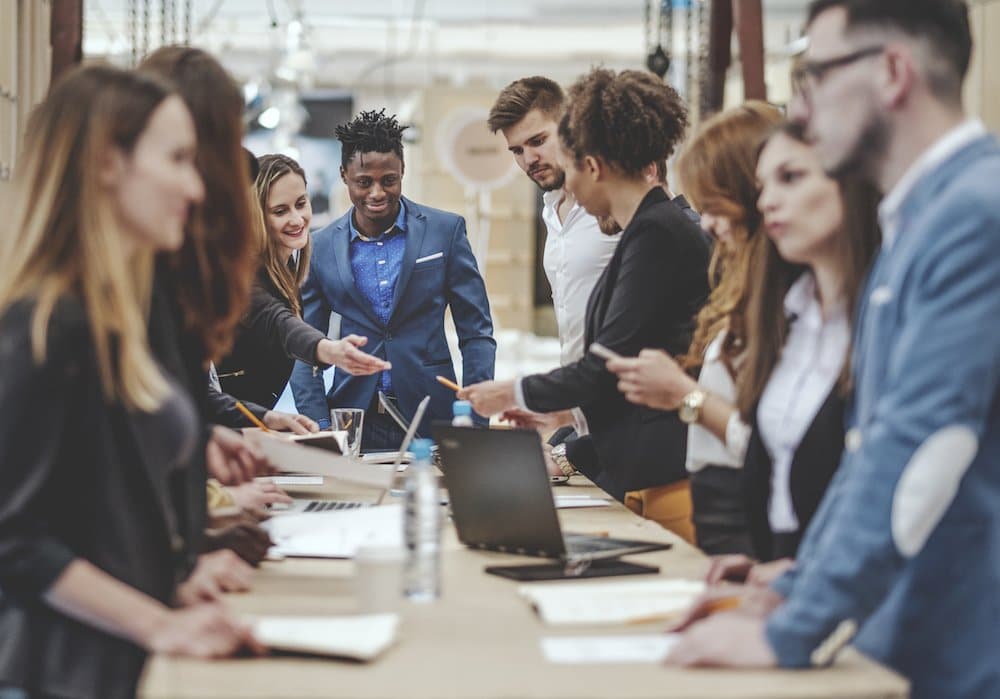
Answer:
[
  {"left": 404, "top": 438, "right": 440, "bottom": 602},
  {"left": 452, "top": 400, "right": 474, "bottom": 427}
]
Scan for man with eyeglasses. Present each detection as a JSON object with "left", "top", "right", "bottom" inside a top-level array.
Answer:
[{"left": 666, "top": 2, "right": 1000, "bottom": 697}]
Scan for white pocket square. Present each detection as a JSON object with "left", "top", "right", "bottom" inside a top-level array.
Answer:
[{"left": 415, "top": 252, "right": 444, "bottom": 264}]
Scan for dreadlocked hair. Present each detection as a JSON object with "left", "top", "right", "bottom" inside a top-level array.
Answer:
[
  {"left": 335, "top": 109, "right": 408, "bottom": 168},
  {"left": 557, "top": 68, "right": 688, "bottom": 177}
]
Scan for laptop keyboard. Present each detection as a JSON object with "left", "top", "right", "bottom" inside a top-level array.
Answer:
[{"left": 300, "top": 500, "right": 368, "bottom": 513}]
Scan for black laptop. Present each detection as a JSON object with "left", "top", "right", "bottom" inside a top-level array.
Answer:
[{"left": 432, "top": 426, "right": 669, "bottom": 563}]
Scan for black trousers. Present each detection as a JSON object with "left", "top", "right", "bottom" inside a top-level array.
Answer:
[{"left": 690, "top": 465, "right": 754, "bottom": 556}]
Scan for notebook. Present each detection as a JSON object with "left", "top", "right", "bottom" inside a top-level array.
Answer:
[{"left": 252, "top": 613, "right": 399, "bottom": 660}]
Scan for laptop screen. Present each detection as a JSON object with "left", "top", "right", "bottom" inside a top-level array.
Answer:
[{"left": 433, "top": 426, "right": 567, "bottom": 559}]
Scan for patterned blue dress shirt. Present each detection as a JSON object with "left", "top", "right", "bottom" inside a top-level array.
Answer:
[{"left": 348, "top": 201, "right": 408, "bottom": 395}]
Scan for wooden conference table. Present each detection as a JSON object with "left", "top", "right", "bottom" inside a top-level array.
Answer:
[{"left": 140, "top": 475, "right": 908, "bottom": 699}]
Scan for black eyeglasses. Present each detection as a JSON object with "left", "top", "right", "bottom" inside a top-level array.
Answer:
[{"left": 792, "top": 45, "right": 885, "bottom": 100}]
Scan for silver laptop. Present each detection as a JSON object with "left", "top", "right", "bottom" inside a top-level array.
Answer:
[
  {"left": 432, "top": 426, "right": 669, "bottom": 563},
  {"left": 278, "top": 396, "right": 431, "bottom": 513}
]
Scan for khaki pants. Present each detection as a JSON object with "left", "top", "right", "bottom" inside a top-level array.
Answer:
[{"left": 624, "top": 480, "right": 696, "bottom": 545}]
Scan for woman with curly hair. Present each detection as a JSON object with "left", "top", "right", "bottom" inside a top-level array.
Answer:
[
  {"left": 608, "top": 102, "right": 782, "bottom": 555},
  {"left": 460, "top": 69, "right": 711, "bottom": 542}
]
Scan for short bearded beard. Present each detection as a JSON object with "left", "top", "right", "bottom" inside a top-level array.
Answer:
[
  {"left": 826, "top": 110, "right": 890, "bottom": 183},
  {"left": 536, "top": 168, "right": 566, "bottom": 192}
]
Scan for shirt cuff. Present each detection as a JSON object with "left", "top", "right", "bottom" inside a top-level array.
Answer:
[
  {"left": 571, "top": 408, "right": 590, "bottom": 437},
  {"left": 513, "top": 376, "right": 529, "bottom": 411},
  {"left": 318, "top": 418, "right": 332, "bottom": 430},
  {"left": 725, "top": 411, "right": 751, "bottom": 463}
]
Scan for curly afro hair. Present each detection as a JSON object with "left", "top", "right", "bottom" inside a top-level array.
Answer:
[
  {"left": 557, "top": 68, "right": 688, "bottom": 177},
  {"left": 335, "top": 108, "right": 408, "bottom": 169}
]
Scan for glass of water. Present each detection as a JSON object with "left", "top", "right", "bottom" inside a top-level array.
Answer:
[{"left": 331, "top": 408, "right": 364, "bottom": 459}]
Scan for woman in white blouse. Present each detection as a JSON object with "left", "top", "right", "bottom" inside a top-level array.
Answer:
[{"left": 608, "top": 121, "right": 880, "bottom": 564}]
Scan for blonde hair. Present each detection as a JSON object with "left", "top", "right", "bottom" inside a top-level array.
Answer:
[
  {"left": 0, "top": 65, "right": 176, "bottom": 411},
  {"left": 254, "top": 154, "right": 311, "bottom": 316},
  {"left": 676, "top": 101, "right": 784, "bottom": 372}
]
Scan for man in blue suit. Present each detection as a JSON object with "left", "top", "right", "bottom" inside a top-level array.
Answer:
[
  {"left": 667, "top": 2, "right": 1000, "bottom": 697},
  {"left": 291, "top": 109, "right": 495, "bottom": 449}
]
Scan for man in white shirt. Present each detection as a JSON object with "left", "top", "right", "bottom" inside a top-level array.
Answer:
[
  {"left": 488, "top": 76, "right": 620, "bottom": 368},
  {"left": 487, "top": 77, "right": 620, "bottom": 476}
]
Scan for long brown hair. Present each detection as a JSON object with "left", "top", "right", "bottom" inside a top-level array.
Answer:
[
  {"left": 736, "top": 123, "right": 882, "bottom": 420},
  {"left": 254, "top": 154, "right": 311, "bottom": 316},
  {"left": 0, "top": 65, "right": 176, "bottom": 410},
  {"left": 138, "top": 46, "right": 257, "bottom": 362},
  {"left": 676, "top": 101, "right": 784, "bottom": 372}
]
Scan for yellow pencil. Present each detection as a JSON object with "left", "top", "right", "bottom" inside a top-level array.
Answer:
[
  {"left": 436, "top": 375, "right": 461, "bottom": 393},
  {"left": 235, "top": 400, "right": 270, "bottom": 432},
  {"left": 703, "top": 596, "right": 742, "bottom": 615}
]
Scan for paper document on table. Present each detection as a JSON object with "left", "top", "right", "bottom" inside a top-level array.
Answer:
[
  {"left": 554, "top": 495, "right": 613, "bottom": 509},
  {"left": 253, "top": 614, "right": 399, "bottom": 661},
  {"left": 263, "top": 475, "right": 323, "bottom": 486},
  {"left": 247, "top": 432, "right": 394, "bottom": 489},
  {"left": 264, "top": 504, "right": 403, "bottom": 558},
  {"left": 519, "top": 579, "right": 705, "bottom": 625},
  {"left": 244, "top": 428, "right": 347, "bottom": 453},
  {"left": 540, "top": 634, "right": 680, "bottom": 664}
]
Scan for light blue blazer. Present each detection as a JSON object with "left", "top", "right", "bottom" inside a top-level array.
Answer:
[
  {"left": 766, "top": 134, "right": 1000, "bottom": 699},
  {"left": 290, "top": 197, "right": 495, "bottom": 434}
]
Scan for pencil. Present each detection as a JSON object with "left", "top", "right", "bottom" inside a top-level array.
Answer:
[
  {"left": 235, "top": 401, "right": 270, "bottom": 432},
  {"left": 436, "top": 375, "right": 461, "bottom": 393},
  {"left": 703, "top": 596, "right": 742, "bottom": 615}
]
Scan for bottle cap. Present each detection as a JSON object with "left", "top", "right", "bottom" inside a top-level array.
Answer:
[
  {"left": 452, "top": 400, "right": 472, "bottom": 417},
  {"left": 411, "top": 438, "right": 433, "bottom": 461}
]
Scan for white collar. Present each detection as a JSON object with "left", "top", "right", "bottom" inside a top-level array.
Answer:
[
  {"left": 878, "top": 119, "right": 987, "bottom": 248},
  {"left": 784, "top": 271, "right": 819, "bottom": 321},
  {"left": 784, "top": 271, "right": 845, "bottom": 326},
  {"left": 542, "top": 188, "right": 583, "bottom": 219}
]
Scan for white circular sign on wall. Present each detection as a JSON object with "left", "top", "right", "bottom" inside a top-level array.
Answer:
[{"left": 436, "top": 107, "right": 519, "bottom": 191}]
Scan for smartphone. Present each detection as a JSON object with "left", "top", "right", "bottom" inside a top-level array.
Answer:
[{"left": 589, "top": 342, "right": 622, "bottom": 361}]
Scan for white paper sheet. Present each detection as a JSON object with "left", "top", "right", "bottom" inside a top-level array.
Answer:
[
  {"left": 553, "top": 495, "right": 613, "bottom": 509},
  {"left": 246, "top": 432, "right": 395, "bottom": 489},
  {"left": 540, "top": 634, "right": 680, "bottom": 664},
  {"left": 264, "top": 504, "right": 403, "bottom": 558},
  {"left": 263, "top": 475, "right": 324, "bottom": 486},
  {"left": 253, "top": 614, "right": 399, "bottom": 661},
  {"left": 519, "top": 578, "right": 706, "bottom": 625}
]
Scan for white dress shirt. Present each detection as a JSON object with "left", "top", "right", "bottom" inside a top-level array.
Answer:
[
  {"left": 757, "top": 272, "right": 849, "bottom": 533},
  {"left": 686, "top": 330, "right": 751, "bottom": 473},
  {"left": 541, "top": 189, "right": 621, "bottom": 365},
  {"left": 878, "top": 119, "right": 987, "bottom": 249}
]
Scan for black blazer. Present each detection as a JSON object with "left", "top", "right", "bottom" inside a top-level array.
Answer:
[
  {"left": 522, "top": 187, "right": 711, "bottom": 498},
  {"left": 0, "top": 298, "right": 196, "bottom": 699},
  {"left": 743, "top": 387, "right": 845, "bottom": 562},
  {"left": 216, "top": 267, "right": 327, "bottom": 409}
]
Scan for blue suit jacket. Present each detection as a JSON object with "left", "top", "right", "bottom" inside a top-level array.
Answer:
[
  {"left": 766, "top": 134, "right": 1000, "bottom": 699},
  {"left": 290, "top": 197, "right": 495, "bottom": 435}
]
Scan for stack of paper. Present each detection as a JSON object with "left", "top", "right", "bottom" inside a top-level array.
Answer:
[
  {"left": 246, "top": 432, "right": 395, "bottom": 489},
  {"left": 519, "top": 578, "right": 706, "bottom": 625},
  {"left": 253, "top": 614, "right": 399, "bottom": 661},
  {"left": 264, "top": 504, "right": 403, "bottom": 558},
  {"left": 553, "top": 495, "right": 613, "bottom": 509},
  {"left": 540, "top": 634, "right": 680, "bottom": 664}
]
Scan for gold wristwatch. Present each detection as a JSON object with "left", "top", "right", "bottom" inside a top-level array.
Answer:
[
  {"left": 551, "top": 443, "right": 576, "bottom": 477},
  {"left": 678, "top": 389, "right": 707, "bottom": 425}
]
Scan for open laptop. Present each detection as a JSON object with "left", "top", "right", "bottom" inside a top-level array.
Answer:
[
  {"left": 432, "top": 426, "right": 669, "bottom": 562},
  {"left": 277, "top": 396, "right": 431, "bottom": 514}
]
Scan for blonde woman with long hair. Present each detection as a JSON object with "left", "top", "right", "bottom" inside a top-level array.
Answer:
[
  {"left": 216, "top": 153, "right": 388, "bottom": 410},
  {"left": 0, "top": 65, "right": 261, "bottom": 699},
  {"left": 609, "top": 102, "right": 782, "bottom": 555}
]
